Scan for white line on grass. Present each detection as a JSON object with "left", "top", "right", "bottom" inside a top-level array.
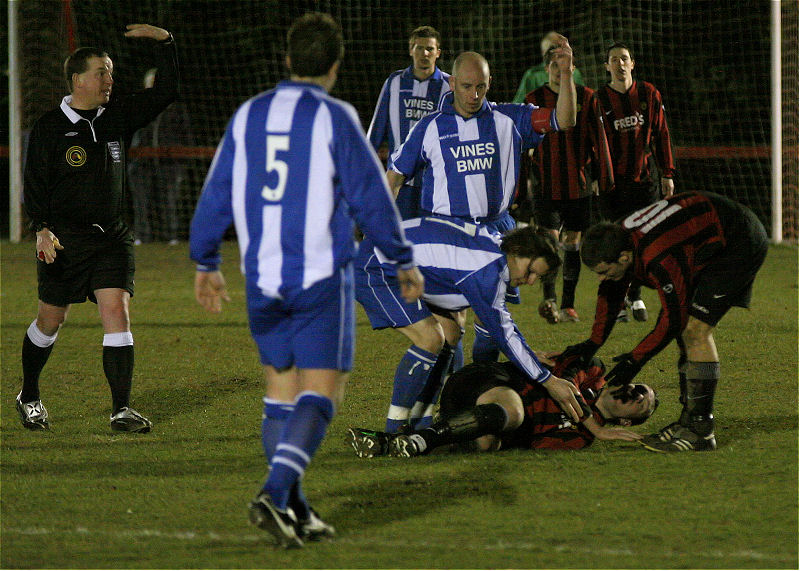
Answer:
[{"left": 4, "top": 527, "right": 794, "bottom": 563}]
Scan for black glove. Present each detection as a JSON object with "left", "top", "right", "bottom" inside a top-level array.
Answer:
[
  {"left": 605, "top": 353, "right": 642, "bottom": 386},
  {"left": 554, "top": 340, "right": 600, "bottom": 373}
]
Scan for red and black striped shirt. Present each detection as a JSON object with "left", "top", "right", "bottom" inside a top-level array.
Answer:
[
  {"left": 500, "top": 360, "right": 609, "bottom": 451},
  {"left": 595, "top": 80, "right": 675, "bottom": 189},
  {"left": 589, "top": 192, "right": 728, "bottom": 364},
  {"left": 524, "top": 84, "right": 614, "bottom": 200}
]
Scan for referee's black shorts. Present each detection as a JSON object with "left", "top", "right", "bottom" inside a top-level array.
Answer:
[{"left": 38, "top": 227, "right": 135, "bottom": 306}]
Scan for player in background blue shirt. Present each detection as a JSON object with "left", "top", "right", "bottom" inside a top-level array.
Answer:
[
  {"left": 360, "top": 43, "right": 576, "bottom": 432},
  {"left": 190, "top": 13, "right": 423, "bottom": 549},
  {"left": 367, "top": 26, "right": 451, "bottom": 220}
]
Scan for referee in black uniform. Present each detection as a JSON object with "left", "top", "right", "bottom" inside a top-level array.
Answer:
[{"left": 18, "top": 24, "right": 179, "bottom": 432}]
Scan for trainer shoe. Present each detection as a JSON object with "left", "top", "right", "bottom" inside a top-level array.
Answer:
[
  {"left": 558, "top": 307, "right": 580, "bottom": 322},
  {"left": 616, "top": 308, "right": 630, "bottom": 323},
  {"left": 640, "top": 425, "right": 716, "bottom": 453},
  {"left": 538, "top": 299, "right": 560, "bottom": 324},
  {"left": 347, "top": 427, "right": 389, "bottom": 458},
  {"left": 388, "top": 434, "right": 424, "bottom": 458},
  {"left": 630, "top": 299, "right": 648, "bottom": 322},
  {"left": 297, "top": 507, "right": 336, "bottom": 541},
  {"left": 640, "top": 421, "right": 682, "bottom": 446},
  {"left": 110, "top": 407, "right": 152, "bottom": 433},
  {"left": 248, "top": 493, "right": 303, "bottom": 549},
  {"left": 16, "top": 392, "right": 49, "bottom": 430}
]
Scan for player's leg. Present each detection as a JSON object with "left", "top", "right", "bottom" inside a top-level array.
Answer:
[
  {"left": 409, "top": 312, "right": 463, "bottom": 429},
  {"left": 249, "top": 272, "right": 352, "bottom": 546},
  {"left": 387, "top": 317, "right": 445, "bottom": 432},
  {"left": 558, "top": 196, "right": 591, "bottom": 323},
  {"left": 642, "top": 318, "right": 719, "bottom": 453},
  {"left": 559, "top": 230, "right": 582, "bottom": 322},
  {"left": 17, "top": 301, "right": 70, "bottom": 430},
  {"left": 532, "top": 200, "right": 561, "bottom": 324},
  {"left": 91, "top": 234, "right": 149, "bottom": 431},
  {"left": 391, "top": 385, "right": 522, "bottom": 457},
  {"left": 352, "top": 244, "right": 442, "bottom": 432},
  {"left": 96, "top": 287, "right": 151, "bottom": 432}
]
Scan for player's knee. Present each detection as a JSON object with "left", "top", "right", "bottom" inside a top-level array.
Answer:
[
  {"left": 36, "top": 306, "right": 68, "bottom": 335},
  {"left": 476, "top": 387, "right": 523, "bottom": 430},
  {"left": 407, "top": 322, "right": 445, "bottom": 354}
]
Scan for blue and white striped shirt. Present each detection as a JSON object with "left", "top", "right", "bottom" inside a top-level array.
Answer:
[
  {"left": 190, "top": 80, "right": 413, "bottom": 299},
  {"left": 367, "top": 66, "right": 451, "bottom": 187},
  {"left": 372, "top": 216, "right": 551, "bottom": 383},
  {"left": 390, "top": 92, "right": 558, "bottom": 221}
]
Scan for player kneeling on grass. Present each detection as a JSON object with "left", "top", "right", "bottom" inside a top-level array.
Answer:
[{"left": 349, "top": 354, "right": 656, "bottom": 457}]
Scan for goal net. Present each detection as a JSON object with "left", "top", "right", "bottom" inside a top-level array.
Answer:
[{"left": 11, "top": 0, "right": 799, "bottom": 242}]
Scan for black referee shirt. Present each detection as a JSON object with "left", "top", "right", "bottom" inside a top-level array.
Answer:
[{"left": 24, "top": 38, "right": 179, "bottom": 233}]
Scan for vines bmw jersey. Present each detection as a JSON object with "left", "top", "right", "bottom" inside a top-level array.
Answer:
[
  {"left": 367, "top": 65, "right": 451, "bottom": 187},
  {"left": 24, "top": 39, "right": 178, "bottom": 233},
  {"left": 390, "top": 92, "right": 559, "bottom": 222},
  {"left": 360, "top": 216, "right": 551, "bottom": 383},
  {"left": 190, "top": 80, "right": 413, "bottom": 298}
]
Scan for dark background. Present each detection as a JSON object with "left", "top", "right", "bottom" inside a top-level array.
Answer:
[{"left": 3, "top": 0, "right": 798, "bottom": 240}]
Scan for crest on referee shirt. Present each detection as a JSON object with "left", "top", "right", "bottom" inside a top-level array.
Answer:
[{"left": 66, "top": 146, "right": 86, "bottom": 167}]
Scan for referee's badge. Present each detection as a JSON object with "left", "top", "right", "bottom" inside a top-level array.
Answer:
[
  {"left": 65, "top": 145, "right": 87, "bottom": 167},
  {"left": 107, "top": 141, "right": 122, "bottom": 163},
  {"left": 640, "top": 101, "right": 648, "bottom": 111}
]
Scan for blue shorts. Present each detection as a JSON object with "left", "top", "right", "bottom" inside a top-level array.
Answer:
[
  {"left": 246, "top": 267, "right": 355, "bottom": 371},
  {"left": 354, "top": 241, "right": 431, "bottom": 329}
]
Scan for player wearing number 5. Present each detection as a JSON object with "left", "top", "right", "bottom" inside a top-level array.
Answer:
[
  {"left": 558, "top": 192, "right": 767, "bottom": 452},
  {"left": 189, "top": 13, "right": 422, "bottom": 548}
]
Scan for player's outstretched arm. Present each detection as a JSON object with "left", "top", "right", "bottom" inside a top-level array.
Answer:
[
  {"left": 194, "top": 270, "right": 231, "bottom": 314},
  {"left": 123, "top": 24, "right": 171, "bottom": 42},
  {"left": 582, "top": 416, "right": 643, "bottom": 441}
]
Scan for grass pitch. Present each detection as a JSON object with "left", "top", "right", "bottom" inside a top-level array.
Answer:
[{"left": 1, "top": 240, "right": 797, "bottom": 569}]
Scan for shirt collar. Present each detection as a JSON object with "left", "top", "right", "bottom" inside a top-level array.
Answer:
[
  {"left": 277, "top": 80, "right": 327, "bottom": 93},
  {"left": 60, "top": 95, "right": 105, "bottom": 124},
  {"left": 402, "top": 65, "right": 444, "bottom": 82}
]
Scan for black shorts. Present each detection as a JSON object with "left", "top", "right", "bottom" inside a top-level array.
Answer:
[
  {"left": 439, "top": 362, "right": 524, "bottom": 417},
  {"left": 37, "top": 227, "right": 135, "bottom": 306},
  {"left": 689, "top": 206, "right": 768, "bottom": 326},
  {"left": 599, "top": 181, "right": 659, "bottom": 221},
  {"left": 532, "top": 196, "right": 592, "bottom": 232}
]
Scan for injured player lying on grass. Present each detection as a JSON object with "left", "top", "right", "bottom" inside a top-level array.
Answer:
[{"left": 348, "top": 353, "right": 658, "bottom": 457}]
